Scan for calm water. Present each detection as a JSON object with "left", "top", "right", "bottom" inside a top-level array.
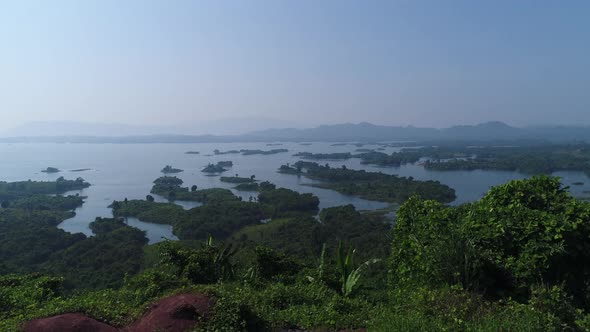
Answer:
[{"left": 1, "top": 142, "right": 589, "bottom": 243}]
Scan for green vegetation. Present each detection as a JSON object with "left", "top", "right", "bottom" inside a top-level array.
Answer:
[
  {"left": 185, "top": 151, "right": 200, "bottom": 154},
  {"left": 116, "top": 199, "right": 263, "bottom": 241},
  {"left": 117, "top": 182, "right": 321, "bottom": 239},
  {"left": 45, "top": 218, "right": 148, "bottom": 289},
  {"left": 0, "top": 178, "right": 149, "bottom": 292},
  {"left": 280, "top": 161, "right": 456, "bottom": 203},
  {"left": 5, "top": 175, "right": 590, "bottom": 331},
  {"left": 234, "top": 182, "right": 259, "bottom": 191},
  {"left": 5, "top": 194, "right": 84, "bottom": 210},
  {"left": 41, "top": 167, "right": 60, "bottom": 173},
  {"left": 381, "top": 175, "right": 590, "bottom": 331},
  {"left": 258, "top": 187, "right": 319, "bottom": 217},
  {"left": 160, "top": 165, "right": 183, "bottom": 173},
  {"left": 217, "top": 160, "right": 233, "bottom": 167}
]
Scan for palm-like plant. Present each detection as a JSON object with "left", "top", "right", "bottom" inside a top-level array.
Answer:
[
  {"left": 206, "top": 235, "right": 237, "bottom": 281},
  {"left": 337, "top": 241, "right": 380, "bottom": 297}
]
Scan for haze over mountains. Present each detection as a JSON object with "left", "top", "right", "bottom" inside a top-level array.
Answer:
[
  {"left": 1, "top": 121, "right": 590, "bottom": 144},
  {"left": 0, "top": 118, "right": 304, "bottom": 137}
]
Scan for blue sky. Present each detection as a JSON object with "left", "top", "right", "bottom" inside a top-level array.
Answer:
[{"left": 1, "top": 0, "right": 589, "bottom": 132}]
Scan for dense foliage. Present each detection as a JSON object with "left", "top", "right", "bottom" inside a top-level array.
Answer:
[
  {"left": 5, "top": 175, "right": 590, "bottom": 331},
  {"left": 389, "top": 175, "right": 590, "bottom": 329}
]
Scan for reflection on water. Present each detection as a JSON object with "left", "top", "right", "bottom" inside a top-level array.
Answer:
[{"left": 1, "top": 142, "right": 589, "bottom": 243}]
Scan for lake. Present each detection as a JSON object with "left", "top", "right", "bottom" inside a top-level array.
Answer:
[{"left": 1, "top": 142, "right": 589, "bottom": 243}]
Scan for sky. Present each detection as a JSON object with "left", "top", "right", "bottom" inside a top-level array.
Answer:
[{"left": 1, "top": 0, "right": 589, "bottom": 134}]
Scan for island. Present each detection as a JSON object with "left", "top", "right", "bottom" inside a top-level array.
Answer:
[
  {"left": 220, "top": 175, "right": 255, "bottom": 183},
  {"left": 278, "top": 161, "right": 456, "bottom": 204},
  {"left": 293, "top": 152, "right": 352, "bottom": 160},
  {"left": 41, "top": 167, "right": 61, "bottom": 173},
  {"left": 239, "top": 148, "right": 288, "bottom": 155},
  {"left": 150, "top": 176, "right": 238, "bottom": 203},
  {"left": 214, "top": 149, "right": 240, "bottom": 155},
  {"left": 202, "top": 162, "right": 228, "bottom": 173},
  {"left": 354, "top": 151, "right": 422, "bottom": 166},
  {"left": 217, "top": 161, "right": 233, "bottom": 167},
  {"left": 234, "top": 181, "right": 276, "bottom": 192},
  {"left": 0, "top": 176, "right": 90, "bottom": 210},
  {"left": 184, "top": 151, "right": 200, "bottom": 154},
  {"left": 70, "top": 168, "right": 92, "bottom": 172},
  {"left": 161, "top": 165, "right": 184, "bottom": 174}
]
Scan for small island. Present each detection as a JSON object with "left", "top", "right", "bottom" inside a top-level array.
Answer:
[
  {"left": 214, "top": 149, "right": 240, "bottom": 155},
  {"left": 184, "top": 151, "right": 200, "bottom": 155},
  {"left": 70, "top": 168, "right": 92, "bottom": 172},
  {"left": 240, "top": 149, "right": 288, "bottom": 155},
  {"left": 278, "top": 164, "right": 302, "bottom": 174},
  {"left": 217, "top": 161, "right": 233, "bottom": 167},
  {"left": 294, "top": 152, "right": 352, "bottom": 160},
  {"left": 234, "top": 181, "right": 276, "bottom": 192},
  {"left": 202, "top": 163, "right": 227, "bottom": 173},
  {"left": 278, "top": 161, "right": 456, "bottom": 204},
  {"left": 220, "top": 176, "right": 255, "bottom": 183},
  {"left": 41, "top": 167, "right": 61, "bottom": 173},
  {"left": 161, "top": 165, "right": 183, "bottom": 174}
]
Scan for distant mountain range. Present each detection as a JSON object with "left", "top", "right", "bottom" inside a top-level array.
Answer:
[{"left": 1, "top": 121, "right": 589, "bottom": 143}]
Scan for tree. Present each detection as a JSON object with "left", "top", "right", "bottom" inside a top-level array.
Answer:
[
  {"left": 146, "top": 195, "right": 155, "bottom": 202},
  {"left": 191, "top": 185, "right": 197, "bottom": 192},
  {"left": 251, "top": 174, "right": 256, "bottom": 180},
  {"left": 390, "top": 176, "right": 590, "bottom": 307}
]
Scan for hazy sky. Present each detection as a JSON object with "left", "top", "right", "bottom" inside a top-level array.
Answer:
[{"left": 1, "top": 0, "right": 589, "bottom": 132}]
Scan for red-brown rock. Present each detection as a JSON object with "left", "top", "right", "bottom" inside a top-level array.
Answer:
[{"left": 126, "top": 293, "right": 213, "bottom": 332}]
